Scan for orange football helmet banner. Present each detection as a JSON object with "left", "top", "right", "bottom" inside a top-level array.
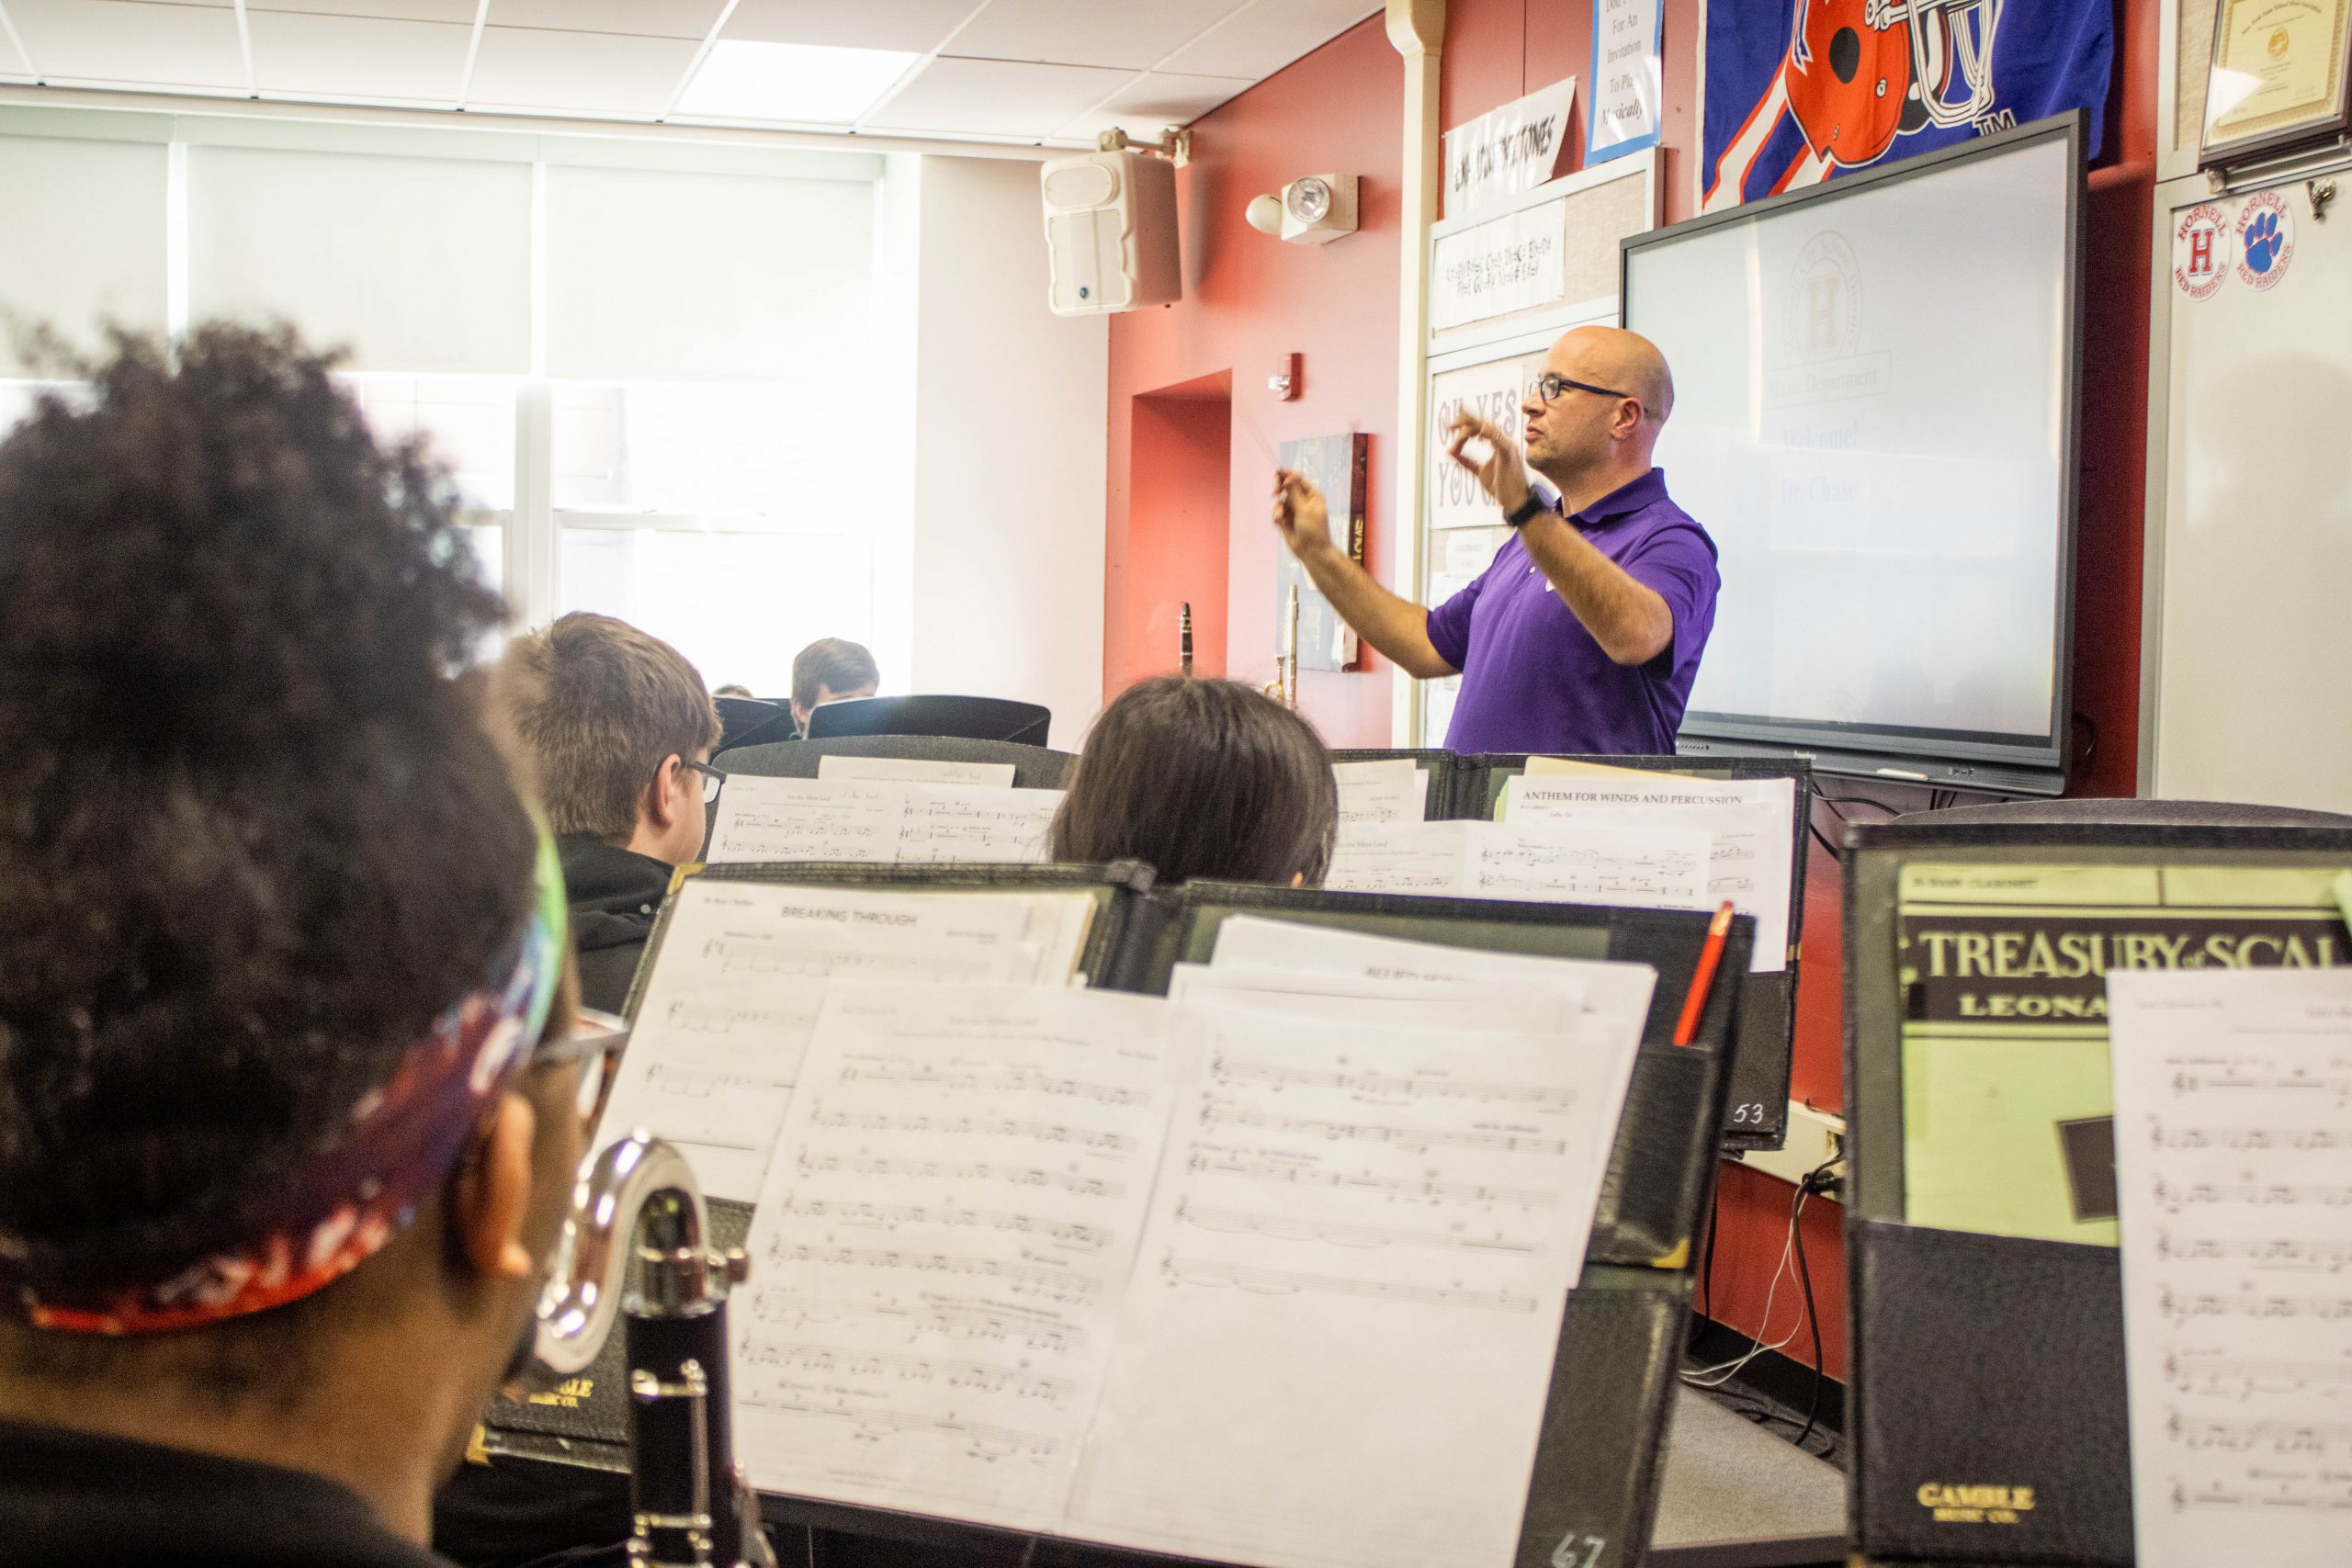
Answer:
[{"left": 1702, "top": 0, "right": 2110, "bottom": 212}]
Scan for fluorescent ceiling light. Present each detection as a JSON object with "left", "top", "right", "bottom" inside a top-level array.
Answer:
[{"left": 675, "top": 40, "right": 922, "bottom": 124}]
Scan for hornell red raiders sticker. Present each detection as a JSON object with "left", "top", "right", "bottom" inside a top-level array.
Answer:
[
  {"left": 2235, "top": 190, "right": 2294, "bottom": 291},
  {"left": 2172, "top": 203, "right": 2226, "bottom": 301}
]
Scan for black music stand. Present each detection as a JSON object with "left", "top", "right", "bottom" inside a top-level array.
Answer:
[
  {"left": 715, "top": 695, "right": 795, "bottom": 752},
  {"left": 716, "top": 734, "right": 1077, "bottom": 790},
  {"left": 1843, "top": 805, "right": 2352, "bottom": 1568},
  {"left": 1330, "top": 747, "right": 1464, "bottom": 819},
  {"left": 1453, "top": 753, "right": 1815, "bottom": 1152},
  {"left": 805, "top": 694, "right": 1050, "bottom": 746}
]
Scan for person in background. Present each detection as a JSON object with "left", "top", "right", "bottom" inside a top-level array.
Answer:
[
  {"left": 789, "top": 636, "right": 880, "bottom": 736},
  {"left": 498, "top": 612, "right": 723, "bottom": 1016},
  {"left": 1050, "top": 676, "right": 1338, "bottom": 886},
  {"left": 712, "top": 682, "right": 753, "bottom": 698},
  {"left": 0, "top": 324, "right": 587, "bottom": 1566}
]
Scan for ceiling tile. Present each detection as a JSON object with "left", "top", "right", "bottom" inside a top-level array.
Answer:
[
  {"left": 488, "top": 0, "right": 727, "bottom": 39},
  {"left": 950, "top": 0, "right": 1243, "bottom": 72},
  {"left": 465, "top": 25, "right": 698, "bottom": 116},
  {"left": 1159, "top": 0, "right": 1378, "bottom": 80},
  {"left": 1056, "top": 69, "right": 1250, "bottom": 141},
  {"left": 861, "top": 55, "right": 1131, "bottom": 139},
  {"left": 250, "top": 0, "right": 479, "bottom": 21},
  {"left": 250, "top": 12, "right": 470, "bottom": 104},
  {"left": 7, "top": 0, "right": 248, "bottom": 89},
  {"left": 720, "top": 0, "right": 973, "bottom": 55}
]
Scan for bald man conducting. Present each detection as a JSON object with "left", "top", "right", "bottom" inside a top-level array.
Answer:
[{"left": 1273, "top": 326, "right": 1719, "bottom": 756}]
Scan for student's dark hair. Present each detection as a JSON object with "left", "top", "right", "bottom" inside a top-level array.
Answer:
[
  {"left": 0, "top": 324, "right": 536, "bottom": 1379},
  {"left": 1051, "top": 678, "right": 1338, "bottom": 886},
  {"left": 791, "top": 637, "right": 879, "bottom": 711}
]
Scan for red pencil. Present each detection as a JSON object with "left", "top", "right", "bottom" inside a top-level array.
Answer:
[{"left": 1673, "top": 901, "right": 1737, "bottom": 1047}]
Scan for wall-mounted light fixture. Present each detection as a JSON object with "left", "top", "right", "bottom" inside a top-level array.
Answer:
[{"left": 1245, "top": 175, "right": 1359, "bottom": 244}]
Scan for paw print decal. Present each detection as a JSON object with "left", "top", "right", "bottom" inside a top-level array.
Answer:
[{"left": 2244, "top": 209, "right": 2283, "bottom": 275}]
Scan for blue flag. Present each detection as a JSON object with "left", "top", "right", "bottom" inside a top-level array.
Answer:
[{"left": 1702, "top": 1, "right": 2111, "bottom": 212}]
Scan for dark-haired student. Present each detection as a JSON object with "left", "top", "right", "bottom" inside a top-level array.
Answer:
[
  {"left": 0, "top": 324, "right": 589, "bottom": 1567},
  {"left": 499, "top": 612, "right": 723, "bottom": 1016},
  {"left": 789, "top": 635, "right": 880, "bottom": 735},
  {"left": 1052, "top": 675, "right": 1339, "bottom": 886}
]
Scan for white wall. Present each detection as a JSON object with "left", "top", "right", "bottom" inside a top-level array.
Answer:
[{"left": 909, "top": 153, "right": 1109, "bottom": 750}]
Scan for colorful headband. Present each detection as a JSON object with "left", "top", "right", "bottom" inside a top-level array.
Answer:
[{"left": 1, "top": 826, "right": 569, "bottom": 1336}]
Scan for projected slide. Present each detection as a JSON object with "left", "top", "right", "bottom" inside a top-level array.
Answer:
[{"left": 1626, "top": 131, "right": 2074, "bottom": 755}]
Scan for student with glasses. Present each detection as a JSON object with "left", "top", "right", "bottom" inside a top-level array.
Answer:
[
  {"left": 496, "top": 612, "right": 725, "bottom": 1017},
  {"left": 0, "top": 324, "right": 598, "bottom": 1568},
  {"left": 1272, "top": 325, "right": 1720, "bottom": 757}
]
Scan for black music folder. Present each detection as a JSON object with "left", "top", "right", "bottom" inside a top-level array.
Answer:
[
  {"left": 1842, "top": 818, "right": 2352, "bottom": 1567},
  {"left": 1453, "top": 753, "right": 1814, "bottom": 1151},
  {"left": 486, "top": 867, "right": 1747, "bottom": 1568}
]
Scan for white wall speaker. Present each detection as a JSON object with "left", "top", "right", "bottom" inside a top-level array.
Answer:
[{"left": 1040, "top": 150, "right": 1180, "bottom": 316}]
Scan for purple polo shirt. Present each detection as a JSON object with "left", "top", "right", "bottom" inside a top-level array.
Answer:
[{"left": 1426, "top": 468, "right": 1718, "bottom": 756}]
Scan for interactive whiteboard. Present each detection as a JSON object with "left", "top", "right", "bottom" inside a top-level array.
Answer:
[{"left": 1623, "top": 117, "right": 2083, "bottom": 792}]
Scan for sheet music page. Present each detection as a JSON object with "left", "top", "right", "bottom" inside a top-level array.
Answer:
[
  {"left": 1325, "top": 819, "right": 1470, "bottom": 894},
  {"left": 1067, "top": 1000, "right": 1647, "bottom": 1568},
  {"left": 731, "top": 983, "right": 1190, "bottom": 1535},
  {"left": 1502, "top": 774, "right": 1796, "bottom": 971},
  {"left": 818, "top": 755, "right": 1018, "bottom": 788},
  {"left": 592, "top": 882, "right": 1094, "bottom": 1201},
  {"left": 1332, "top": 758, "right": 1422, "bottom": 827},
  {"left": 1464, "top": 819, "right": 1711, "bottom": 910},
  {"left": 1167, "top": 962, "right": 1579, "bottom": 1033},
  {"left": 707, "top": 777, "right": 1062, "bottom": 866},
  {"left": 896, "top": 784, "right": 1063, "bottom": 865},
  {"left": 1523, "top": 756, "right": 1736, "bottom": 785},
  {"left": 2109, "top": 966, "right": 2352, "bottom": 1568},
  {"left": 706, "top": 776, "right": 903, "bottom": 863}
]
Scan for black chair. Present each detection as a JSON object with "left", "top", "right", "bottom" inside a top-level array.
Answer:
[
  {"left": 804, "top": 694, "right": 1050, "bottom": 745},
  {"left": 714, "top": 695, "right": 795, "bottom": 752},
  {"left": 716, "top": 734, "right": 1078, "bottom": 791}
]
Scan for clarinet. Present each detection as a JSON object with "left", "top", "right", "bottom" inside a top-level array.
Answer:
[{"left": 530, "top": 1133, "right": 776, "bottom": 1568}]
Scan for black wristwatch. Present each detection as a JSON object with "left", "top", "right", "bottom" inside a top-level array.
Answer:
[{"left": 1504, "top": 493, "right": 1548, "bottom": 529}]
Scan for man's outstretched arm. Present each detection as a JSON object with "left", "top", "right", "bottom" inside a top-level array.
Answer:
[{"left": 1270, "top": 469, "right": 1458, "bottom": 681}]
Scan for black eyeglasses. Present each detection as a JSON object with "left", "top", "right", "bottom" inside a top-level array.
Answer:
[
  {"left": 1529, "top": 373, "right": 1635, "bottom": 406},
  {"left": 684, "top": 759, "right": 728, "bottom": 805}
]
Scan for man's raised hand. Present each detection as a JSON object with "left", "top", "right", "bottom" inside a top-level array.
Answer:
[
  {"left": 1272, "top": 468, "right": 1334, "bottom": 559},
  {"left": 1444, "top": 410, "right": 1532, "bottom": 516}
]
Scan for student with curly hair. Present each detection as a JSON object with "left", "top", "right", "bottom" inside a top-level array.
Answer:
[
  {"left": 0, "top": 325, "right": 590, "bottom": 1565},
  {"left": 1051, "top": 677, "right": 1339, "bottom": 887}
]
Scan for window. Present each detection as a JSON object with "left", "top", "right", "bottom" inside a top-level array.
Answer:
[
  {"left": 549, "top": 380, "right": 876, "bottom": 695},
  {"left": 0, "top": 119, "right": 893, "bottom": 690},
  {"left": 340, "top": 373, "right": 518, "bottom": 594}
]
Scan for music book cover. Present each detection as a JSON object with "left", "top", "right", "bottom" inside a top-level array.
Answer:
[
  {"left": 1895, "top": 862, "right": 2352, "bottom": 1245},
  {"left": 1276, "top": 434, "right": 1368, "bottom": 672}
]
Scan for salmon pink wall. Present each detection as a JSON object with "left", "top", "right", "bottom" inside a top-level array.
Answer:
[
  {"left": 1104, "top": 0, "right": 2161, "bottom": 1389},
  {"left": 1118, "top": 375, "right": 1234, "bottom": 684}
]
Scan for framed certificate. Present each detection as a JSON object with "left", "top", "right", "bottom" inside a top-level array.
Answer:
[{"left": 2199, "top": 0, "right": 2352, "bottom": 168}]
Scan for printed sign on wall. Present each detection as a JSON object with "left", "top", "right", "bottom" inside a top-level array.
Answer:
[
  {"left": 1430, "top": 202, "right": 1569, "bottom": 332},
  {"left": 1442, "top": 77, "right": 1577, "bottom": 220},
  {"left": 1589, "top": 0, "right": 1663, "bottom": 164}
]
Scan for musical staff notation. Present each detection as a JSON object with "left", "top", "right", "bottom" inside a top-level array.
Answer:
[
  {"left": 1196, "top": 1100, "right": 1566, "bottom": 1156},
  {"left": 1182, "top": 1145, "right": 1558, "bottom": 1209},
  {"left": 741, "top": 1341, "right": 1078, "bottom": 1404},
  {"left": 1158, "top": 1252, "right": 1539, "bottom": 1314},
  {"left": 1173, "top": 1199, "right": 1540, "bottom": 1255},
  {"left": 770, "top": 1195, "right": 1111, "bottom": 1251},
  {"left": 750, "top": 1291, "right": 1086, "bottom": 1356},
  {"left": 1206, "top": 1053, "right": 1578, "bottom": 1110},
  {"left": 792, "top": 1149, "right": 1125, "bottom": 1199},
  {"left": 807, "top": 1102, "right": 1137, "bottom": 1153}
]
